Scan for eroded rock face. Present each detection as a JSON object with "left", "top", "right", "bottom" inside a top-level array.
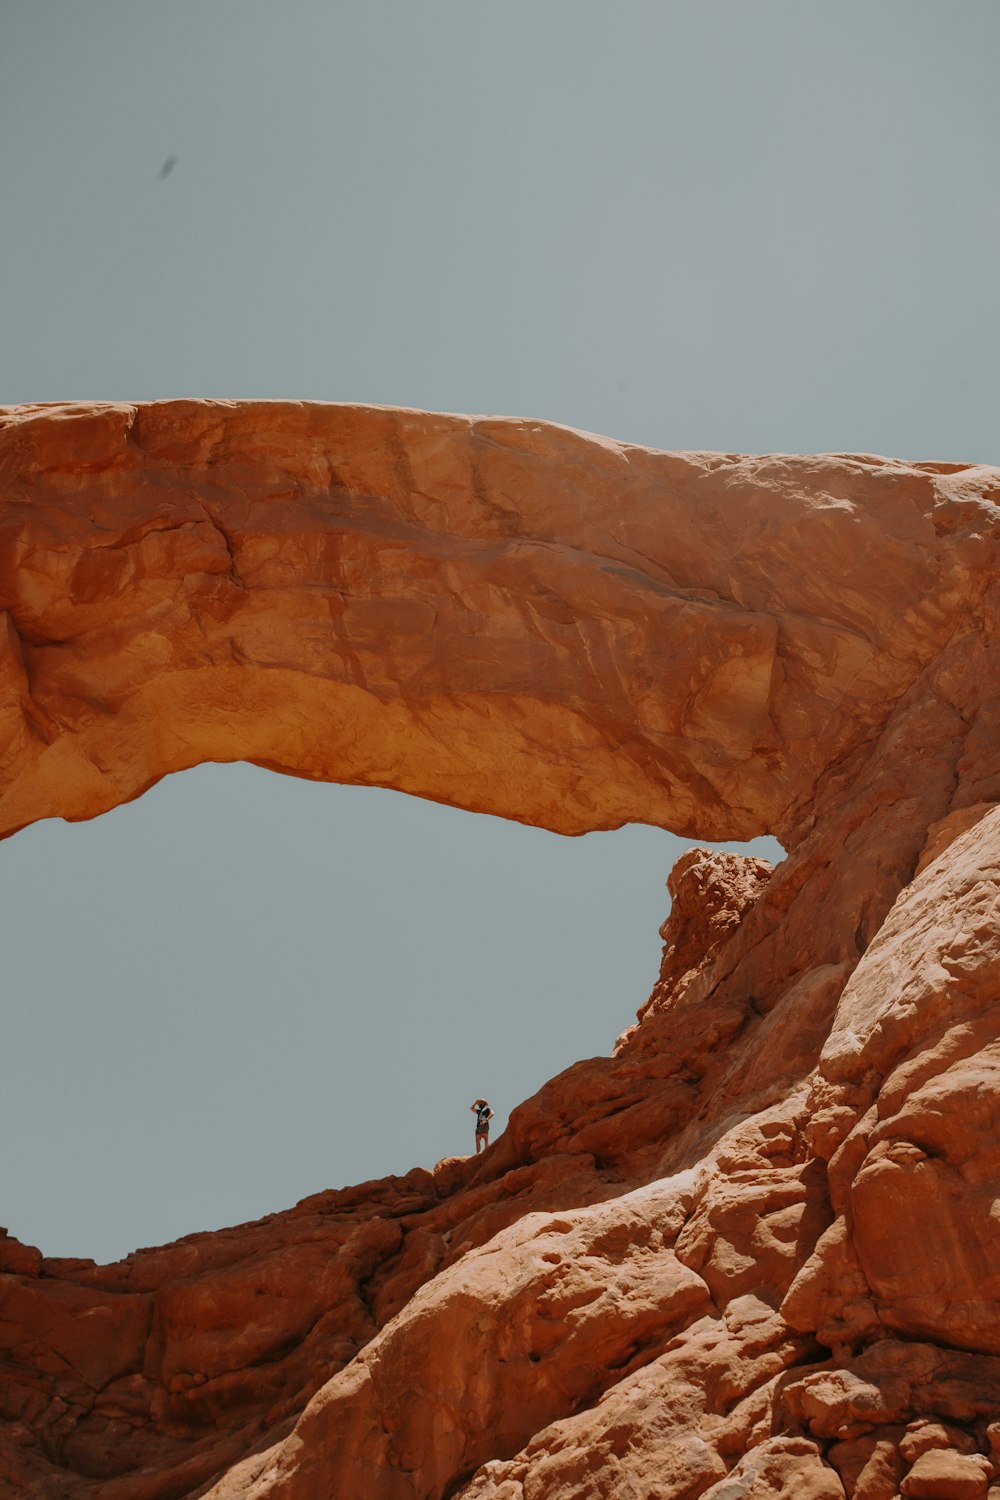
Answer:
[
  {"left": 2, "top": 400, "right": 999, "bottom": 849},
  {"left": 2, "top": 402, "right": 1000, "bottom": 1499}
]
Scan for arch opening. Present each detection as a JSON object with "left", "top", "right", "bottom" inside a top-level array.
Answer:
[{"left": 1, "top": 761, "right": 782, "bottom": 1264}]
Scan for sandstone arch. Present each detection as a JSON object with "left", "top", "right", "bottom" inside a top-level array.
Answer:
[
  {"left": 2, "top": 400, "right": 995, "bottom": 847},
  {"left": 4, "top": 404, "right": 1000, "bottom": 1499}
]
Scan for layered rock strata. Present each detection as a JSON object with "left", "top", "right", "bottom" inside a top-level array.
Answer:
[{"left": 2, "top": 402, "right": 1000, "bottom": 1499}]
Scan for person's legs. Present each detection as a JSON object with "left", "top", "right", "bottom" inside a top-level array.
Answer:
[{"left": 476, "top": 1131, "right": 488, "bottom": 1153}]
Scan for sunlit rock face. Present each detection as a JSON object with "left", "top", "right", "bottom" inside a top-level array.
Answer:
[
  {"left": 2, "top": 402, "right": 1000, "bottom": 1499},
  {"left": 3, "top": 400, "right": 997, "bottom": 848}
]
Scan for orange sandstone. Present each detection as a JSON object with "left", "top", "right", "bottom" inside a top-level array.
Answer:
[
  {"left": 2, "top": 400, "right": 997, "bottom": 849},
  {"left": 2, "top": 401, "right": 1000, "bottom": 1499}
]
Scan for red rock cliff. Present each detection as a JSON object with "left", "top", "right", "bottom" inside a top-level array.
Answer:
[{"left": 2, "top": 401, "right": 1000, "bottom": 1500}]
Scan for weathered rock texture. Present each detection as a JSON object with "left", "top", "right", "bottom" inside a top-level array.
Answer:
[{"left": 2, "top": 401, "right": 1000, "bottom": 1499}]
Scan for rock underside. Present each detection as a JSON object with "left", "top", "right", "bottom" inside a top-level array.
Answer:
[{"left": 2, "top": 401, "right": 1000, "bottom": 1499}]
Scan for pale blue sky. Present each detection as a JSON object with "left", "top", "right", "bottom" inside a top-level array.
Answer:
[{"left": 0, "top": 1, "right": 996, "bottom": 1262}]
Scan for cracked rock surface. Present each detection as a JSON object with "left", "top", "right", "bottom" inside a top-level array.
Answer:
[{"left": 2, "top": 402, "right": 1000, "bottom": 1498}]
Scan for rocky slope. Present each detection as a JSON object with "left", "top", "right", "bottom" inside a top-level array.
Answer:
[{"left": 2, "top": 401, "right": 1000, "bottom": 1499}]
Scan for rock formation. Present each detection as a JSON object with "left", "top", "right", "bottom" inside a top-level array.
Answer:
[{"left": 2, "top": 400, "right": 1000, "bottom": 1499}]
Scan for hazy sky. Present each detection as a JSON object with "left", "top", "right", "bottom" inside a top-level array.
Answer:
[{"left": 1, "top": 2, "right": 996, "bottom": 1263}]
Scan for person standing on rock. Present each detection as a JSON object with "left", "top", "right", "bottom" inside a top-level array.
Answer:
[{"left": 471, "top": 1098, "right": 493, "bottom": 1153}]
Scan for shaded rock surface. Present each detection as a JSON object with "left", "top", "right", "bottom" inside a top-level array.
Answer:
[{"left": 2, "top": 402, "right": 1000, "bottom": 1497}]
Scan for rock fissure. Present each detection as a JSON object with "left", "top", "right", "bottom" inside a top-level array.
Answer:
[{"left": 195, "top": 505, "right": 247, "bottom": 590}]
